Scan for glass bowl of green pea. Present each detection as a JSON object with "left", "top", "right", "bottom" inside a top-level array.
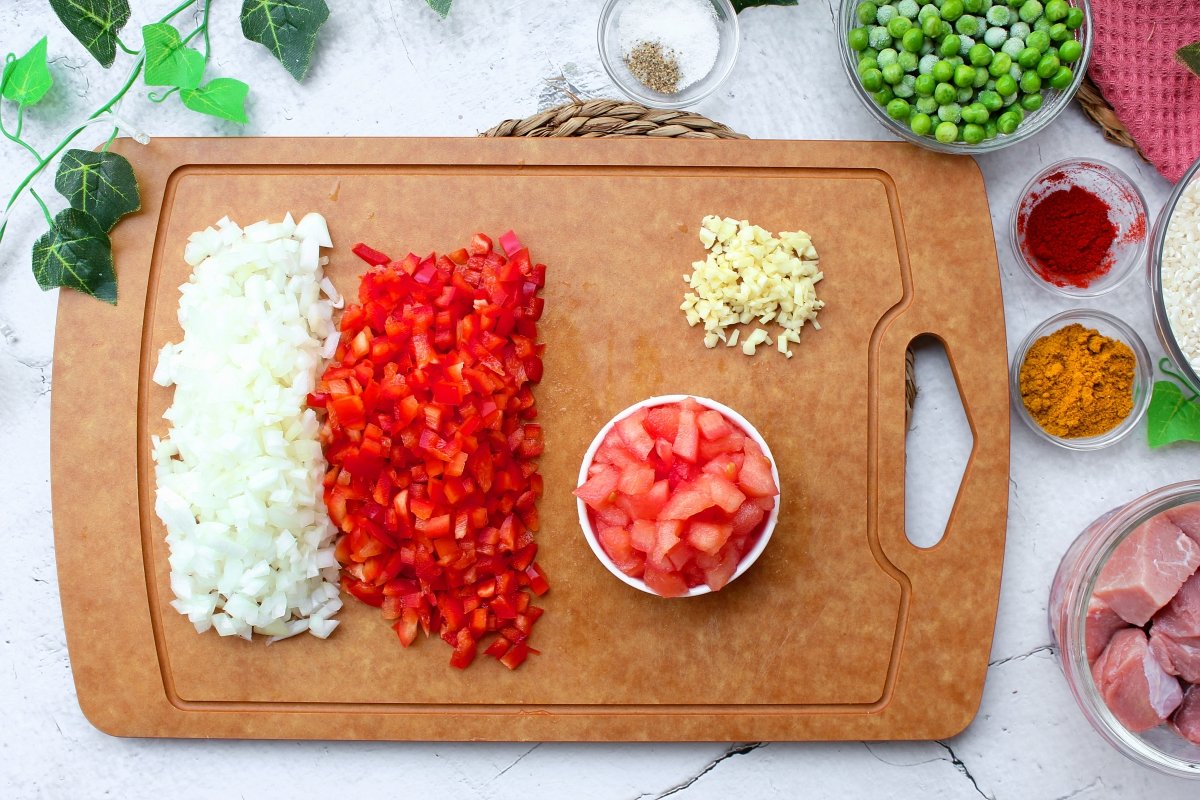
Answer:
[{"left": 841, "top": 0, "right": 1091, "bottom": 152}]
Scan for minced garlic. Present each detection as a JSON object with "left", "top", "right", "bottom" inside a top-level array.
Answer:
[{"left": 680, "top": 215, "right": 824, "bottom": 358}]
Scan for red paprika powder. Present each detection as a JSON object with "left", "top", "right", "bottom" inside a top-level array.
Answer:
[{"left": 1020, "top": 182, "right": 1117, "bottom": 289}]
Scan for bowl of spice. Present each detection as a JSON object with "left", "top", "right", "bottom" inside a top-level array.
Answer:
[
  {"left": 1012, "top": 158, "right": 1148, "bottom": 297},
  {"left": 1011, "top": 309, "right": 1152, "bottom": 450},
  {"left": 840, "top": 0, "right": 1092, "bottom": 151},
  {"left": 1151, "top": 155, "right": 1200, "bottom": 394},
  {"left": 597, "top": 0, "right": 740, "bottom": 109}
]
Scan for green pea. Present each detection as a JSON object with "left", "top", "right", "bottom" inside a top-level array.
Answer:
[
  {"left": 874, "top": 87, "right": 895, "bottom": 104},
  {"left": 1049, "top": 22, "right": 1070, "bottom": 41},
  {"left": 1048, "top": 64, "right": 1073, "bottom": 89},
  {"left": 902, "top": 28, "right": 926, "bottom": 53},
  {"left": 914, "top": 73, "right": 937, "bottom": 95},
  {"left": 1065, "top": 6, "right": 1084, "bottom": 28},
  {"left": 1006, "top": 0, "right": 1022, "bottom": 6},
  {"left": 955, "top": 14, "right": 980, "bottom": 36},
  {"left": 861, "top": 67, "right": 885, "bottom": 91},
  {"left": 899, "top": 50, "right": 920, "bottom": 71},
  {"left": 883, "top": 62, "right": 905, "bottom": 84},
  {"left": 941, "top": 0, "right": 964, "bottom": 21},
  {"left": 1019, "top": 0, "right": 1043, "bottom": 24},
  {"left": 1036, "top": 53, "right": 1060, "bottom": 78},
  {"left": 1017, "top": 46, "right": 1040, "bottom": 68},
  {"left": 1021, "top": 92, "right": 1043, "bottom": 111},
  {"left": 934, "top": 81, "right": 958, "bottom": 104},
  {"left": 995, "top": 73, "right": 1018, "bottom": 95},
  {"left": 918, "top": 3, "right": 941, "bottom": 23},
  {"left": 887, "top": 16, "right": 913, "bottom": 37},
  {"left": 938, "top": 102, "right": 963, "bottom": 122},
  {"left": 857, "top": 1, "right": 879, "bottom": 24},
  {"left": 984, "top": 119, "right": 999, "bottom": 139},
  {"left": 895, "top": 73, "right": 918, "bottom": 96},
  {"left": 864, "top": 47, "right": 880, "bottom": 60},
  {"left": 932, "top": 59, "right": 955, "bottom": 82},
  {"left": 878, "top": 47, "right": 900, "bottom": 66},
  {"left": 957, "top": 85, "right": 974, "bottom": 102},
  {"left": 910, "top": 112, "right": 934, "bottom": 136},
  {"left": 916, "top": 95, "right": 939, "bottom": 114},
  {"left": 979, "top": 89, "right": 1003, "bottom": 111},
  {"left": 953, "top": 63, "right": 976, "bottom": 87},
  {"left": 989, "top": 52, "right": 1013, "bottom": 76},
  {"left": 849, "top": 27, "right": 870, "bottom": 51},
  {"left": 961, "top": 102, "right": 984, "bottom": 123},
  {"left": 1019, "top": 70, "right": 1042, "bottom": 92},
  {"left": 962, "top": 123, "right": 985, "bottom": 144},
  {"left": 935, "top": 121, "right": 960, "bottom": 142},
  {"left": 964, "top": 0, "right": 984, "bottom": 11},
  {"left": 940, "top": 33, "right": 962, "bottom": 57},
  {"left": 1044, "top": 0, "right": 1068, "bottom": 21},
  {"left": 973, "top": 65, "right": 990, "bottom": 86},
  {"left": 858, "top": 56, "right": 880, "bottom": 73},
  {"left": 1033, "top": 15, "right": 1051, "bottom": 33},
  {"left": 877, "top": 3, "right": 898, "bottom": 23},
  {"left": 1011, "top": 104, "right": 1026, "bottom": 122},
  {"left": 887, "top": 97, "right": 912, "bottom": 119},
  {"left": 1027, "top": 29, "right": 1050, "bottom": 52},
  {"left": 1058, "top": 38, "right": 1083, "bottom": 63},
  {"left": 997, "top": 110, "right": 1020, "bottom": 133},
  {"left": 922, "top": 14, "right": 943, "bottom": 37},
  {"left": 969, "top": 42, "right": 993, "bottom": 65},
  {"left": 868, "top": 25, "right": 893, "bottom": 49}
]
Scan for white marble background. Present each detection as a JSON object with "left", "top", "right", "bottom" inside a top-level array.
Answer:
[{"left": 1, "top": 0, "right": 1197, "bottom": 797}]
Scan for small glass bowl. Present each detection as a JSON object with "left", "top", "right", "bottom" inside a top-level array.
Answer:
[
  {"left": 1049, "top": 481, "right": 1200, "bottom": 778},
  {"left": 1009, "top": 309, "right": 1152, "bottom": 450},
  {"left": 597, "top": 0, "right": 740, "bottom": 109},
  {"left": 1149, "top": 153, "right": 1200, "bottom": 395},
  {"left": 575, "top": 394, "right": 780, "bottom": 598},
  {"left": 838, "top": 0, "right": 1093, "bottom": 153},
  {"left": 1011, "top": 159, "right": 1148, "bottom": 298}
]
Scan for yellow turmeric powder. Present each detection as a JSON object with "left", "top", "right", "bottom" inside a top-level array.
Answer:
[{"left": 1019, "top": 323, "right": 1136, "bottom": 439}]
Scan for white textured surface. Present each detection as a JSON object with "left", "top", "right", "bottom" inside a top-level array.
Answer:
[{"left": 1, "top": 0, "right": 1197, "bottom": 797}]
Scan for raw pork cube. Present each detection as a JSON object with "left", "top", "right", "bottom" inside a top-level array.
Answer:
[
  {"left": 1148, "top": 569, "right": 1200, "bottom": 682},
  {"left": 1086, "top": 597, "right": 1130, "bottom": 664},
  {"left": 1150, "top": 632, "right": 1200, "bottom": 684},
  {"left": 1172, "top": 685, "right": 1200, "bottom": 745},
  {"left": 1094, "top": 515, "right": 1200, "bottom": 626},
  {"left": 1167, "top": 502, "right": 1200, "bottom": 546},
  {"left": 1091, "top": 628, "right": 1183, "bottom": 733}
]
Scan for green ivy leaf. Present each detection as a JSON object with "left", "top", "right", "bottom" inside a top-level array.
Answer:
[
  {"left": 731, "top": 0, "right": 797, "bottom": 10},
  {"left": 180, "top": 77, "right": 249, "bottom": 123},
  {"left": 1147, "top": 380, "right": 1200, "bottom": 448},
  {"left": 49, "top": 0, "right": 131, "bottom": 69},
  {"left": 1178, "top": 42, "right": 1200, "bottom": 79},
  {"left": 32, "top": 208, "right": 117, "bottom": 304},
  {"left": 2, "top": 37, "right": 55, "bottom": 107},
  {"left": 239, "top": 0, "right": 329, "bottom": 81},
  {"left": 425, "top": 0, "right": 452, "bottom": 18},
  {"left": 142, "top": 23, "right": 205, "bottom": 90},
  {"left": 54, "top": 149, "right": 141, "bottom": 232}
]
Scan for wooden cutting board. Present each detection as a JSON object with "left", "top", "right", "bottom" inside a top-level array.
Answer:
[{"left": 51, "top": 137, "right": 1009, "bottom": 741}]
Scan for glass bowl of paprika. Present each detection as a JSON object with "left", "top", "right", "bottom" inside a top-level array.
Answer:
[
  {"left": 1011, "top": 159, "right": 1148, "bottom": 298},
  {"left": 1010, "top": 309, "right": 1153, "bottom": 450}
]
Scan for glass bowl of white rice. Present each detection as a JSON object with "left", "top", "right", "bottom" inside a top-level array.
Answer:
[{"left": 1151, "top": 156, "right": 1200, "bottom": 394}]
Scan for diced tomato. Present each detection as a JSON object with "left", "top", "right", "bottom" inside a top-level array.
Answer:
[
  {"left": 573, "top": 465, "right": 619, "bottom": 508},
  {"left": 616, "top": 463, "right": 656, "bottom": 496},
  {"left": 698, "top": 473, "right": 746, "bottom": 514},
  {"left": 645, "top": 406, "right": 680, "bottom": 440},
  {"left": 629, "top": 519, "right": 657, "bottom": 553},
  {"left": 738, "top": 440, "right": 779, "bottom": 498},
  {"left": 696, "top": 410, "right": 734, "bottom": 440},
  {"left": 687, "top": 521, "right": 733, "bottom": 555},
  {"left": 672, "top": 408, "right": 700, "bottom": 463},
  {"left": 730, "top": 499, "right": 767, "bottom": 537},
  {"left": 660, "top": 480, "right": 715, "bottom": 520},
  {"left": 615, "top": 408, "right": 654, "bottom": 458},
  {"left": 643, "top": 566, "right": 689, "bottom": 597},
  {"left": 317, "top": 231, "right": 548, "bottom": 669}
]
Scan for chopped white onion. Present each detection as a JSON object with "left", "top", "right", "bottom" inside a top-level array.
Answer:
[{"left": 153, "top": 213, "right": 341, "bottom": 641}]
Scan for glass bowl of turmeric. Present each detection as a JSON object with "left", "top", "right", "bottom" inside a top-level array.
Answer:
[{"left": 1010, "top": 309, "right": 1152, "bottom": 450}]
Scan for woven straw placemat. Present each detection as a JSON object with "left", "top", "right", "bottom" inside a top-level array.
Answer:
[
  {"left": 481, "top": 99, "right": 918, "bottom": 423},
  {"left": 1077, "top": 76, "right": 1144, "bottom": 158}
]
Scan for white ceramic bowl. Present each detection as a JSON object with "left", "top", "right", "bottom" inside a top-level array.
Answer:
[{"left": 576, "top": 394, "right": 780, "bottom": 597}]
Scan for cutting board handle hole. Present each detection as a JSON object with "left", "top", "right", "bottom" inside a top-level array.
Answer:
[{"left": 904, "top": 335, "right": 973, "bottom": 550}]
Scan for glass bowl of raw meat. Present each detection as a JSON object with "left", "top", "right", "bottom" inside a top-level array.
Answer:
[
  {"left": 573, "top": 395, "right": 780, "bottom": 598},
  {"left": 1049, "top": 481, "right": 1200, "bottom": 778}
]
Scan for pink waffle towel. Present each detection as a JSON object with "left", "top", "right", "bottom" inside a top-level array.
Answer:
[{"left": 1088, "top": 0, "right": 1200, "bottom": 183}]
